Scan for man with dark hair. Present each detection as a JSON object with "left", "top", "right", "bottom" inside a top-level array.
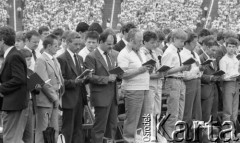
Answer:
[
  {"left": 180, "top": 32, "right": 203, "bottom": 124},
  {"left": 113, "top": 22, "right": 136, "bottom": 52},
  {"left": 85, "top": 30, "right": 119, "bottom": 143},
  {"left": 0, "top": 26, "right": 28, "bottom": 143},
  {"left": 88, "top": 22, "right": 103, "bottom": 34},
  {"left": 78, "top": 30, "right": 99, "bottom": 61},
  {"left": 34, "top": 34, "right": 64, "bottom": 143},
  {"left": 76, "top": 22, "right": 89, "bottom": 34},
  {"left": 200, "top": 36, "right": 220, "bottom": 122},
  {"left": 198, "top": 29, "right": 211, "bottom": 44},
  {"left": 57, "top": 31, "right": 89, "bottom": 143},
  {"left": 140, "top": 30, "right": 163, "bottom": 140},
  {"left": 219, "top": 37, "right": 240, "bottom": 138},
  {"left": 37, "top": 26, "right": 50, "bottom": 53},
  {"left": 52, "top": 28, "right": 64, "bottom": 47},
  {"left": 24, "top": 30, "right": 41, "bottom": 70}
]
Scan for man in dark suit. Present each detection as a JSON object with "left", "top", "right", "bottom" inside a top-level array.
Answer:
[
  {"left": 200, "top": 38, "right": 220, "bottom": 122},
  {"left": 85, "top": 30, "right": 119, "bottom": 143},
  {"left": 0, "top": 26, "right": 29, "bottom": 143},
  {"left": 113, "top": 22, "right": 136, "bottom": 52},
  {"left": 57, "top": 31, "right": 88, "bottom": 143}
]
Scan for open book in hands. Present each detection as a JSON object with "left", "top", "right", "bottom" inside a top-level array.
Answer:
[
  {"left": 76, "top": 69, "right": 94, "bottom": 79},
  {"left": 182, "top": 57, "right": 196, "bottom": 65},
  {"left": 201, "top": 58, "right": 215, "bottom": 66},
  {"left": 27, "top": 73, "right": 50, "bottom": 91},
  {"left": 212, "top": 70, "right": 225, "bottom": 76},
  {"left": 142, "top": 59, "right": 156, "bottom": 66},
  {"left": 157, "top": 65, "right": 173, "bottom": 72},
  {"left": 109, "top": 67, "right": 124, "bottom": 75}
]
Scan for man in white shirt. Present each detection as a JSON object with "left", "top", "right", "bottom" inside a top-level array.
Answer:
[
  {"left": 219, "top": 37, "right": 240, "bottom": 126},
  {"left": 78, "top": 31, "right": 99, "bottom": 61},
  {"left": 161, "top": 29, "right": 190, "bottom": 140},
  {"left": 24, "top": 30, "right": 41, "bottom": 71},
  {"left": 180, "top": 32, "right": 203, "bottom": 125}
]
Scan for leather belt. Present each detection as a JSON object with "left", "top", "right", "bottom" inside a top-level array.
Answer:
[{"left": 166, "top": 76, "right": 183, "bottom": 80}]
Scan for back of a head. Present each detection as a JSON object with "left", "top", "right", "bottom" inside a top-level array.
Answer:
[
  {"left": 198, "top": 29, "right": 211, "bottom": 38},
  {"left": 0, "top": 26, "right": 16, "bottom": 47},
  {"left": 38, "top": 26, "right": 49, "bottom": 35},
  {"left": 88, "top": 23, "right": 103, "bottom": 35},
  {"left": 52, "top": 28, "right": 64, "bottom": 37},
  {"left": 76, "top": 22, "right": 89, "bottom": 33},
  {"left": 163, "top": 28, "right": 171, "bottom": 35},
  {"left": 43, "top": 34, "right": 58, "bottom": 49},
  {"left": 202, "top": 35, "right": 217, "bottom": 47},
  {"left": 121, "top": 22, "right": 136, "bottom": 35},
  {"left": 25, "top": 30, "right": 40, "bottom": 41},
  {"left": 155, "top": 30, "right": 165, "bottom": 42}
]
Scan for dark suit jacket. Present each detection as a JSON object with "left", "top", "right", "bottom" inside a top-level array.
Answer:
[
  {"left": 0, "top": 47, "right": 28, "bottom": 111},
  {"left": 200, "top": 53, "right": 218, "bottom": 100},
  {"left": 57, "top": 51, "right": 87, "bottom": 109},
  {"left": 84, "top": 49, "right": 119, "bottom": 107},
  {"left": 113, "top": 39, "right": 126, "bottom": 52}
]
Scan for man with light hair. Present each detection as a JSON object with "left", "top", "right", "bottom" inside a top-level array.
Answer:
[
  {"left": 161, "top": 29, "right": 190, "bottom": 140},
  {"left": 118, "top": 28, "right": 151, "bottom": 142}
]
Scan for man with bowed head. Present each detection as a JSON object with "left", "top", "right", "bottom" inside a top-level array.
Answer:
[
  {"left": 85, "top": 30, "right": 119, "bottom": 143},
  {"left": 57, "top": 31, "right": 88, "bottom": 143}
]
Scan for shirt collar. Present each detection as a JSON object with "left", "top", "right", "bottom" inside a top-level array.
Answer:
[
  {"left": 67, "top": 48, "right": 75, "bottom": 58},
  {"left": 98, "top": 47, "right": 105, "bottom": 56},
  {"left": 24, "top": 45, "right": 31, "bottom": 51},
  {"left": 44, "top": 51, "right": 53, "bottom": 60},
  {"left": 122, "top": 38, "right": 128, "bottom": 45},
  {"left": 168, "top": 44, "right": 179, "bottom": 53},
  {"left": 4, "top": 46, "right": 14, "bottom": 59}
]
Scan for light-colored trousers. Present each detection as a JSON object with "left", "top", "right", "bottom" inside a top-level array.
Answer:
[
  {"left": 35, "top": 106, "right": 59, "bottom": 143},
  {"left": 123, "top": 90, "right": 151, "bottom": 143},
  {"left": 149, "top": 79, "right": 163, "bottom": 140},
  {"left": 222, "top": 81, "right": 239, "bottom": 123},
  {"left": 163, "top": 78, "right": 186, "bottom": 140}
]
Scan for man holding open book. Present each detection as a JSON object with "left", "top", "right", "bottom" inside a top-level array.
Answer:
[
  {"left": 57, "top": 31, "right": 89, "bottom": 143},
  {"left": 180, "top": 32, "right": 203, "bottom": 124}
]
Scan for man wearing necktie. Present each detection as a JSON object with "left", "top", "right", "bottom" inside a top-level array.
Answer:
[
  {"left": 34, "top": 34, "right": 64, "bottom": 143},
  {"left": 200, "top": 37, "right": 221, "bottom": 123},
  {"left": 24, "top": 30, "right": 41, "bottom": 71},
  {"left": 57, "top": 31, "right": 89, "bottom": 143},
  {"left": 180, "top": 32, "right": 203, "bottom": 131},
  {"left": 85, "top": 30, "right": 119, "bottom": 143}
]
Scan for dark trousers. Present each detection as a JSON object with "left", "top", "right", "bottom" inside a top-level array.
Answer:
[
  {"left": 62, "top": 100, "right": 84, "bottom": 143},
  {"left": 183, "top": 79, "right": 202, "bottom": 122},
  {"left": 91, "top": 100, "right": 118, "bottom": 143}
]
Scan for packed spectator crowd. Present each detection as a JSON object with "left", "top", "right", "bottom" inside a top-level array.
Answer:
[
  {"left": 0, "top": 0, "right": 9, "bottom": 27},
  {"left": 23, "top": 0, "right": 104, "bottom": 30},
  {"left": 211, "top": 0, "right": 240, "bottom": 32},
  {"left": 1, "top": 18, "right": 240, "bottom": 143},
  {"left": 119, "top": 0, "right": 203, "bottom": 30}
]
